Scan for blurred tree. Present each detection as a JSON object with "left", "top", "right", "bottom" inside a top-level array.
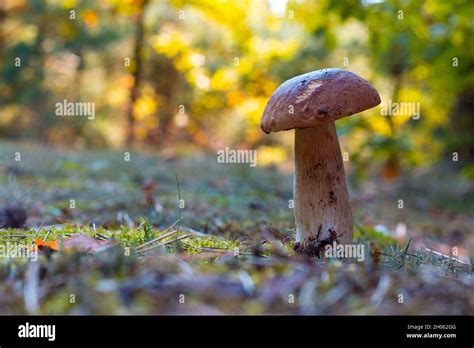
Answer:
[
  {"left": 0, "top": 0, "right": 123, "bottom": 144},
  {"left": 124, "top": 0, "right": 149, "bottom": 146},
  {"left": 0, "top": 0, "right": 471, "bottom": 175},
  {"left": 308, "top": 0, "right": 474, "bottom": 178},
  {"left": 0, "top": 0, "right": 4, "bottom": 60}
]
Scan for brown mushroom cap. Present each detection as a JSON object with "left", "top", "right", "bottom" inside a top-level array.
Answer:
[{"left": 261, "top": 68, "right": 381, "bottom": 134}]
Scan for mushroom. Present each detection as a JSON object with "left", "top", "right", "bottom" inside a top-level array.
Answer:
[{"left": 261, "top": 68, "right": 380, "bottom": 256}]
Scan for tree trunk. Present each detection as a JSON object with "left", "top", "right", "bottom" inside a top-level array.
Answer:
[
  {"left": 0, "top": 0, "right": 4, "bottom": 61},
  {"left": 125, "top": 0, "right": 148, "bottom": 147}
]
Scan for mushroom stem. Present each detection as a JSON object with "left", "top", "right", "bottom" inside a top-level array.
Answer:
[{"left": 294, "top": 122, "right": 352, "bottom": 255}]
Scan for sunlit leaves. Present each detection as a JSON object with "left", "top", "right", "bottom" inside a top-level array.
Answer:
[{"left": 257, "top": 145, "right": 287, "bottom": 167}]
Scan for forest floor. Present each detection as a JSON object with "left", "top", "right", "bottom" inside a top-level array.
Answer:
[{"left": 0, "top": 141, "right": 472, "bottom": 314}]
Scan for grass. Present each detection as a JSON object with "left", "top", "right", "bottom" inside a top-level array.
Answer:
[{"left": 0, "top": 141, "right": 472, "bottom": 314}]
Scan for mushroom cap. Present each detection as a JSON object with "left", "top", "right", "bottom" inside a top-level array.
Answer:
[{"left": 261, "top": 68, "right": 381, "bottom": 134}]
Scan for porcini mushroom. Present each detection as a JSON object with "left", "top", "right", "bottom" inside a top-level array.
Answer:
[{"left": 261, "top": 68, "right": 380, "bottom": 256}]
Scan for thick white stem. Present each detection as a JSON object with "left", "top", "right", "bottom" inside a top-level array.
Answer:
[{"left": 294, "top": 123, "right": 353, "bottom": 250}]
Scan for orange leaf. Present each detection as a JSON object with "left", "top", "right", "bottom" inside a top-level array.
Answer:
[
  {"left": 33, "top": 234, "right": 117, "bottom": 253},
  {"left": 34, "top": 238, "right": 59, "bottom": 252}
]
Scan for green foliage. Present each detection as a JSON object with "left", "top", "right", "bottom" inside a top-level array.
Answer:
[
  {"left": 0, "top": 0, "right": 473, "bottom": 168},
  {"left": 0, "top": 140, "right": 472, "bottom": 315},
  {"left": 354, "top": 224, "right": 397, "bottom": 248}
]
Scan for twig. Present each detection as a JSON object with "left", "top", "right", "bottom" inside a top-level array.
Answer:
[
  {"left": 30, "top": 222, "right": 46, "bottom": 244},
  {"left": 138, "top": 234, "right": 192, "bottom": 254},
  {"left": 136, "top": 229, "right": 178, "bottom": 251},
  {"left": 43, "top": 230, "right": 52, "bottom": 241},
  {"left": 175, "top": 172, "right": 182, "bottom": 239},
  {"left": 425, "top": 248, "right": 470, "bottom": 266},
  {"left": 178, "top": 226, "right": 208, "bottom": 237},
  {"left": 135, "top": 217, "right": 183, "bottom": 250},
  {"left": 180, "top": 241, "right": 264, "bottom": 257},
  {"left": 160, "top": 234, "right": 192, "bottom": 246},
  {"left": 95, "top": 233, "right": 109, "bottom": 241}
]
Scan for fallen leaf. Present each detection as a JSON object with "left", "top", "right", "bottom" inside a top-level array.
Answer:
[
  {"left": 34, "top": 238, "right": 59, "bottom": 252},
  {"left": 33, "top": 233, "right": 117, "bottom": 253}
]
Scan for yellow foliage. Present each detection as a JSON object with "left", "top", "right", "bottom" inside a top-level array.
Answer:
[
  {"left": 423, "top": 0, "right": 438, "bottom": 14},
  {"left": 0, "top": 106, "right": 18, "bottom": 125},
  {"left": 58, "top": 22, "right": 75, "bottom": 38},
  {"left": 236, "top": 58, "right": 253, "bottom": 76},
  {"left": 61, "top": 0, "right": 77, "bottom": 9},
  {"left": 392, "top": 87, "right": 423, "bottom": 126},
  {"left": 364, "top": 113, "right": 391, "bottom": 137},
  {"left": 152, "top": 25, "right": 190, "bottom": 58},
  {"left": 411, "top": 65, "right": 429, "bottom": 80},
  {"left": 106, "top": 75, "right": 134, "bottom": 106},
  {"left": 189, "top": 53, "right": 206, "bottom": 67},
  {"left": 106, "top": 88, "right": 128, "bottom": 106},
  {"left": 175, "top": 54, "right": 194, "bottom": 71},
  {"left": 237, "top": 97, "right": 267, "bottom": 127},
  {"left": 83, "top": 10, "right": 99, "bottom": 28},
  {"left": 187, "top": 69, "right": 211, "bottom": 90},
  {"left": 227, "top": 90, "right": 245, "bottom": 107},
  {"left": 134, "top": 125, "right": 148, "bottom": 141},
  {"left": 133, "top": 95, "right": 157, "bottom": 121},
  {"left": 262, "top": 80, "right": 278, "bottom": 96},
  {"left": 245, "top": 129, "right": 262, "bottom": 144},
  {"left": 19, "top": 25, "right": 38, "bottom": 44},
  {"left": 119, "top": 75, "right": 135, "bottom": 89},
  {"left": 452, "top": 29, "right": 464, "bottom": 45},
  {"left": 398, "top": 88, "right": 422, "bottom": 107},
  {"left": 211, "top": 68, "right": 238, "bottom": 91},
  {"left": 251, "top": 37, "right": 300, "bottom": 61},
  {"left": 257, "top": 146, "right": 287, "bottom": 166}
]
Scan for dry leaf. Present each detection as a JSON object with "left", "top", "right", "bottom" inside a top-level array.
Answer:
[
  {"left": 34, "top": 238, "right": 59, "bottom": 252},
  {"left": 34, "top": 233, "right": 117, "bottom": 253}
]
